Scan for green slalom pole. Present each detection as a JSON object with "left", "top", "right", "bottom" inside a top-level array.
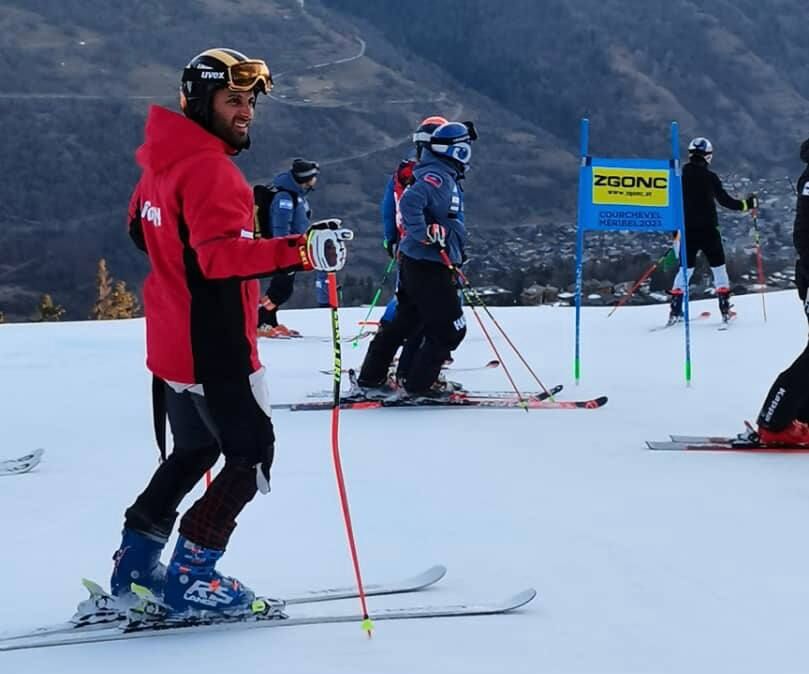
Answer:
[{"left": 352, "top": 256, "right": 396, "bottom": 347}]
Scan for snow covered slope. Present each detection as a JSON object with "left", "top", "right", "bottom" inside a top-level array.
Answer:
[{"left": 2, "top": 292, "right": 808, "bottom": 673}]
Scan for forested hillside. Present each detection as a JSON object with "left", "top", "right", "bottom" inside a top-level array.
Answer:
[
  {"left": 329, "top": 0, "right": 809, "bottom": 164},
  {"left": 2, "top": 0, "right": 807, "bottom": 319}
]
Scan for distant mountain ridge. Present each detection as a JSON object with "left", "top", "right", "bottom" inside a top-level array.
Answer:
[
  {"left": 327, "top": 0, "right": 809, "bottom": 167},
  {"left": 0, "top": 0, "right": 576, "bottom": 318},
  {"left": 1, "top": 0, "right": 806, "bottom": 319}
]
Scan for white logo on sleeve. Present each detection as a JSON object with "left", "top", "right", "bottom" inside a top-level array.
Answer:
[
  {"left": 802, "top": 182, "right": 809, "bottom": 197},
  {"left": 141, "top": 201, "right": 162, "bottom": 227},
  {"left": 278, "top": 198, "right": 294, "bottom": 210},
  {"left": 449, "top": 185, "right": 460, "bottom": 213}
]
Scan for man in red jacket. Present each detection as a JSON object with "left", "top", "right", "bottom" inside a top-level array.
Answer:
[{"left": 106, "top": 48, "right": 351, "bottom": 619}]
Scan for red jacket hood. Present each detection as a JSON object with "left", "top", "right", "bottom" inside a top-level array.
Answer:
[{"left": 135, "top": 105, "right": 236, "bottom": 174}]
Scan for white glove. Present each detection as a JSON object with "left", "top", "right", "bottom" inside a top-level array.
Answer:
[{"left": 305, "top": 219, "right": 353, "bottom": 272}]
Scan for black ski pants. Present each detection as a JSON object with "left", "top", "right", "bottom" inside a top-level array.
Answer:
[
  {"left": 358, "top": 255, "right": 466, "bottom": 393},
  {"left": 795, "top": 259, "right": 809, "bottom": 326},
  {"left": 684, "top": 227, "right": 726, "bottom": 268},
  {"left": 758, "top": 341, "right": 809, "bottom": 430},
  {"left": 124, "top": 374, "right": 275, "bottom": 551}
]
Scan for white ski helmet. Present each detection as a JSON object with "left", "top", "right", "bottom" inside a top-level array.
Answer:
[{"left": 688, "top": 137, "right": 713, "bottom": 162}]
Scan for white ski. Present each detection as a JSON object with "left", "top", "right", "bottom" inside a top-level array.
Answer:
[
  {"left": 0, "top": 565, "right": 447, "bottom": 643},
  {"left": 0, "top": 589, "right": 536, "bottom": 652},
  {"left": 0, "top": 448, "right": 44, "bottom": 476}
]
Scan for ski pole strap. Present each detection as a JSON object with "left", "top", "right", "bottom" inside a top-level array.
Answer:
[{"left": 438, "top": 249, "right": 469, "bottom": 286}]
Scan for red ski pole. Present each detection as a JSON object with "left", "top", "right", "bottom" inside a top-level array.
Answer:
[
  {"left": 326, "top": 272, "right": 374, "bottom": 637},
  {"left": 751, "top": 210, "right": 767, "bottom": 322}
]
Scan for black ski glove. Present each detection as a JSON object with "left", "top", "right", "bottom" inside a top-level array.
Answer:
[{"left": 796, "top": 259, "right": 809, "bottom": 301}]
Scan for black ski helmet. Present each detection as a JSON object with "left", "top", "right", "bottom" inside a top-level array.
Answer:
[{"left": 180, "top": 48, "right": 272, "bottom": 130}]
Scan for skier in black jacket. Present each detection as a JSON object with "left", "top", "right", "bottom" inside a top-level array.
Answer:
[
  {"left": 668, "top": 137, "right": 757, "bottom": 324},
  {"left": 755, "top": 137, "right": 809, "bottom": 446},
  {"left": 792, "top": 137, "right": 809, "bottom": 320}
]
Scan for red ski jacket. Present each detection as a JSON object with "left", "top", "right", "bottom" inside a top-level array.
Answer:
[{"left": 128, "top": 105, "right": 311, "bottom": 383}]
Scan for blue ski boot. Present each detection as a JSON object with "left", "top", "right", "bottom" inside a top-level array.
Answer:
[
  {"left": 163, "top": 535, "right": 255, "bottom": 616},
  {"left": 110, "top": 528, "right": 167, "bottom": 597}
]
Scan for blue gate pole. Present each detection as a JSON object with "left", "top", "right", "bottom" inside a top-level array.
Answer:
[
  {"left": 671, "top": 122, "right": 691, "bottom": 385},
  {"left": 574, "top": 118, "right": 590, "bottom": 384}
]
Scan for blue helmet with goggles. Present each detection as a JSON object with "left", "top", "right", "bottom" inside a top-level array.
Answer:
[{"left": 428, "top": 121, "right": 478, "bottom": 172}]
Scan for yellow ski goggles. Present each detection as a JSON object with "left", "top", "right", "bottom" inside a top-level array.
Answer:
[{"left": 183, "top": 59, "right": 273, "bottom": 94}]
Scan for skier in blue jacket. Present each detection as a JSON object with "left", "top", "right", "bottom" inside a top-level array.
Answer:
[
  {"left": 358, "top": 121, "right": 476, "bottom": 396},
  {"left": 378, "top": 117, "right": 448, "bottom": 377},
  {"left": 257, "top": 158, "right": 323, "bottom": 336}
]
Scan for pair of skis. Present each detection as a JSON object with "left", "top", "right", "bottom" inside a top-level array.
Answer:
[
  {"left": 318, "top": 358, "right": 501, "bottom": 377},
  {"left": 649, "top": 311, "right": 711, "bottom": 332},
  {"left": 0, "top": 565, "right": 536, "bottom": 652},
  {"left": 650, "top": 310, "right": 737, "bottom": 333},
  {"left": 281, "top": 385, "right": 608, "bottom": 412},
  {"left": 646, "top": 433, "right": 809, "bottom": 452},
  {"left": 0, "top": 448, "right": 44, "bottom": 476},
  {"left": 261, "top": 331, "right": 375, "bottom": 344},
  {"left": 309, "top": 359, "right": 521, "bottom": 400}
]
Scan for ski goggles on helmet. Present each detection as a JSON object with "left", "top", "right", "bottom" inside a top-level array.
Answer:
[{"left": 183, "top": 59, "right": 273, "bottom": 94}]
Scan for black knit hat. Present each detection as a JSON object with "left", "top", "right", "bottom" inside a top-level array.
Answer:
[{"left": 291, "top": 158, "right": 320, "bottom": 183}]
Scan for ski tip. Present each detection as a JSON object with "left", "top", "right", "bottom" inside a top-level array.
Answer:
[
  {"left": 411, "top": 565, "right": 448, "bottom": 586},
  {"left": 646, "top": 441, "right": 686, "bottom": 450},
  {"left": 14, "top": 448, "right": 45, "bottom": 463},
  {"left": 506, "top": 588, "right": 538, "bottom": 611}
]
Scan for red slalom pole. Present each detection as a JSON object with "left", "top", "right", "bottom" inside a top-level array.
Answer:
[
  {"left": 326, "top": 272, "right": 374, "bottom": 637},
  {"left": 439, "top": 250, "right": 550, "bottom": 399},
  {"left": 607, "top": 249, "right": 671, "bottom": 318},
  {"left": 751, "top": 211, "right": 767, "bottom": 322},
  {"left": 438, "top": 251, "right": 528, "bottom": 407}
]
